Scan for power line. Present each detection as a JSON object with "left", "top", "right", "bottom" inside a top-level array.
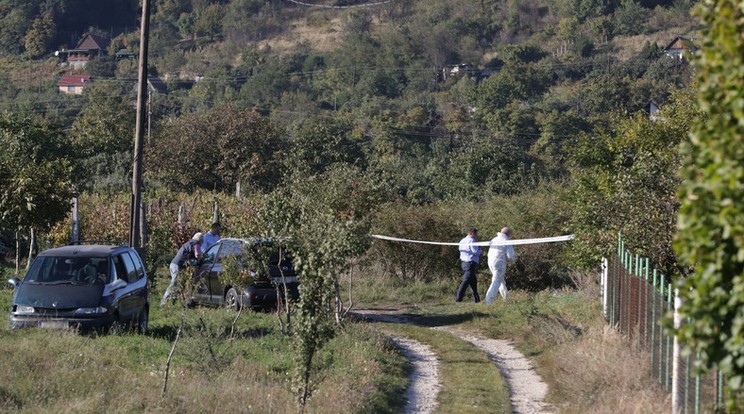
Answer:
[{"left": 281, "top": 0, "right": 395, "bottom": 9}]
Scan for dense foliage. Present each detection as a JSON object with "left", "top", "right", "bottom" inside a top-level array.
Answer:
[
  {"left": 0, "top": 115, "right": 75, "bottom": 232},
  {"left": 569, "top": 88, "right": 699, "bottom": 276},
  {"left": 673, "top": 0, "right": 744, "bottom": 409}
]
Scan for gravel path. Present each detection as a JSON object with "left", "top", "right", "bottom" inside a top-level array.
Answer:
[
  {"left": 390, "top": 335, "right": 440, "bottom": 414},
  {"left": 354, "top": 308, "right": 554, "bottom": 414},
  {"left": 434, "top": 326, "right": 554, "bottom": 414}
]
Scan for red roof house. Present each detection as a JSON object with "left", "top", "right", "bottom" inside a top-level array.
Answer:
[{"left": 58, "top": 74, "right": 93, "bottom": 95}]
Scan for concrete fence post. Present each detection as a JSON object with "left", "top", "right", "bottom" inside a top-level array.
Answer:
[
  {"left": 672, "top": 288, "right": 683, "bottom": 414},
  {"left": 601, "top": 257, "right": 609, "bottom": 319},
  {"left": 71, "top": 195, "right": 80, "bottom": 243}
]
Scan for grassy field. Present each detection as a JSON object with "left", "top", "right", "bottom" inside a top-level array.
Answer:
[
  {"left": 0, "top": 283, "right": 407, "bottom": 413},
  {"left": 0, "top": 263, "right": 671, "bottom": 413}
]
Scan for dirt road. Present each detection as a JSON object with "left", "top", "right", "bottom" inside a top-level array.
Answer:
[{"left": 354, "top": 308, "right": 553, "bottom": 414}]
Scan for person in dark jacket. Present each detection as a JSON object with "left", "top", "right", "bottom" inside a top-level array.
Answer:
[
  {"left": 161, "top": 232, "right": 203, "bottom": 306},
  {"left": 455, "top": 227, "right": 483, "bottom": 302}
]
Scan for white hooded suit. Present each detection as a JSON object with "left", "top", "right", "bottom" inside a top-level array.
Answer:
[{"left": 486, "top": 232, "right": 516, "bottom": 303}]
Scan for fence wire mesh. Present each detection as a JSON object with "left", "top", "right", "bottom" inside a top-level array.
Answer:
[{"left": 605, "top": 248, "right": 725, "bottom": 413}]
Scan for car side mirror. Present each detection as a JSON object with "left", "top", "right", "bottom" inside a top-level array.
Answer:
[
  {"left": 103, "top": 279, "right": 128, "bottom": 296},
  {"left": 7, "top": 277, "right": 21, "bottom": 289}
]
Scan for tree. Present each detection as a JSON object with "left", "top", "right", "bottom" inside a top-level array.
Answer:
[
  {"left": 149, "top": 105, "right": 284, "bottom": 192},
  {"left": 287, "top": 115, "right": 366, "bottom": 175},
  {"left": 613, "top": 0, "right": 648, "bottom": 36},
  {"left": 259, "top": 166, "right": 383, "bottom": 412},
  {"left": 569, "top": 89, "right": 698, "bottom": 274},
  {"left": 24, "top": 11, "right": 56, "bottom": 58},
  {"left": 0, "top": 115, "right": 74, "bottom": 237},
  {"left": 673, "top": 0, "right": 744, "bottom": 409},
  {"left": 70, "top": 79, "right": 135, "bottom": 191}
]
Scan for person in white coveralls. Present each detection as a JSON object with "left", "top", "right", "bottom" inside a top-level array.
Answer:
[{"left": 486, "top": 227, "right": 516, "bottom": 303}]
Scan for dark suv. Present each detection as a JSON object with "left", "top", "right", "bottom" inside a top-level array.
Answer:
[
  {"left": 191, "top": 238, "right": 299, "bottom": 310},
  {"left": 7, "top": 243, "right": 150, "bottom": 333}
]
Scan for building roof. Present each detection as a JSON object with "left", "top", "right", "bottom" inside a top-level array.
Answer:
[
  {"left": 147, "top": 77, "right": 168, "bottom": 94},
  {"left": 58, "top": 74, "right": 93, "bottom": 87},
  {"left": 663, "top": 36, "right": 697, "bottom": 52},
  {"left": 75, "top": 33, "right": 109, "bottom": 52}
]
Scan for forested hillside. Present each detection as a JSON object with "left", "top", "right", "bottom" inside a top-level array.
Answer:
[{"left": 1, "top": 0, "right": 700, "bottom": 267}]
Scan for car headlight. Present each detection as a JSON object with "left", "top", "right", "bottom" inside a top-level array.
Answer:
[
  {"left": 73, "top": 307, "right": 108, "bottom": 315},
  {"left": 14, "top": 305, "right": 35, "bottom": 314}
]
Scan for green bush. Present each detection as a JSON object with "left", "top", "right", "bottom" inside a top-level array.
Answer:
[{"left": 368, "top": 182, "right": 574, "bottom": 289}]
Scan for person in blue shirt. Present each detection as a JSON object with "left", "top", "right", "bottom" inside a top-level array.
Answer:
[
  {"left": 456, "top": 227, "right": 483, "bottom": 302},
  {"left": 201, "top": 222, "right": 221, "bottom": 252}
]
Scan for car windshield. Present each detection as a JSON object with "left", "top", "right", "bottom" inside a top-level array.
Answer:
[{"left": 24, "top": 256, "right": 110, "bottom": 285}]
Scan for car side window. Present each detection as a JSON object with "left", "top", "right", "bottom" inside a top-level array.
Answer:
[
  {"left": 215, "top": 242, "right": 242, "bottom": 264},
  {"left": 112, "top": 255, "right": 128, "bottom": 282},
  {"left": 126, "top": 251, "right": 145, "bottom": 281},
  {"left": 120, "top": 253, "right": 138, "bottom": 283},
  {"left": 202, "top": 243, "right": 221, "bottom": 264}
]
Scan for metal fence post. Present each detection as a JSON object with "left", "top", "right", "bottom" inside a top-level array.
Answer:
[
  {"left": 651, "top": 269, "right": 657, "bottom": 372},
  {"left": 644, "top": 258, "right": 649, "bottom": 348},
  {"left": 659, "top": 275, "right": 666, "bottom": 385}
]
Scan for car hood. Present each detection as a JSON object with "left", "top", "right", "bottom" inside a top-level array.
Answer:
[{"left": 14, "top": 283, "right": 104, "bottom": 308}]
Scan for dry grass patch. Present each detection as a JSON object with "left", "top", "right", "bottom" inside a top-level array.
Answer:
[
  {"left": 539, "top": 325, "right": 671, "bottom": 413},
  {"left": 265, "top": 16, "right": 344, "bottom": 54}
]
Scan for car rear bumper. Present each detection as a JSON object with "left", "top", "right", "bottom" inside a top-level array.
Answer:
[
  {"left": 9, "top": 314, "right": 115, "bottom": 331},
  {"left": 240, "top": 285, "right": 299, "bottom": 309}
]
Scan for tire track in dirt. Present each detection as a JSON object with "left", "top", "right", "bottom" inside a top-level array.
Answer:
[
  {"left": 354, "top": 311, "right": 441, "bottom": 413},
  {"left": 389, "top": 335, "right": 440, "bottom": 414},
  {"left": 353, "top": 309, "right": 553, "bottom": 414},
  {"left": 433, "top": 326, "right": 554, "bottom": 414}
]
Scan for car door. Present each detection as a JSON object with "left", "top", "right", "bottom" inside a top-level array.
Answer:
[
  {"left": 210, "top": 240, "right": 245, "bottom": 303},
  {"left": 110, "top": 254, "right": 133, "bottom": 322},
  {"left": 194, "top": 243, "right": 221, "bottom": 304},
  {"left": 124, "top": 251, "right": 148, "bottom": 315},
  {"left": 117, "top": 253, "right": 140, "bottom": 323}
]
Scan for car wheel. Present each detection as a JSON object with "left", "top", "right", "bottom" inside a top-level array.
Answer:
[
  {"left": 136, "top": 307, "right": 149, "bottom": 334},
  {"left": 224, "top": 287, "right": 241, "bottom": 311}
]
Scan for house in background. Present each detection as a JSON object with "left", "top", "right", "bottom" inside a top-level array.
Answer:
[
  {"left": 662, "top": 36, "right": 697, "bottom": 61},
  {"left": 56, "top": 33, "right": 110, "bottom": 69},
  {"left": 58, "top": 74, "right": 93, "bottom": 95},
  {"left": 648, "top": 100, "right": 662, "bottom": 121}
]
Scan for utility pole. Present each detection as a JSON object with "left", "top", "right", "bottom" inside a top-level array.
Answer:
[{"left": 130, "top": 0, "right": 151, "bottom": 249}]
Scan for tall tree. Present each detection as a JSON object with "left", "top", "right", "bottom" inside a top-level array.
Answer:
[
  {"left": 569, "top": 89, "right": 698, "bottom": 273},
  {"left": 0, "top": 115, "right": 75, "bottom": 235},
  {"left": 70, "top": 79, "right": 136, "bottom": 191},
  {"left": 673, "top": 0, "right": 744, "bottom": 409},
  {"left": 149, "top": 105, "right": 284, "bottom": 192}
]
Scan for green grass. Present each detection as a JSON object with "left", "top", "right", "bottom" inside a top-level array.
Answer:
[{"left": 0, "top": 289, "right": 407, "bottom": 413}]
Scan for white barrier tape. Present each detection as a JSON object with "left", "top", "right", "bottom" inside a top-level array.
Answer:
[{"left": 370, "top": 234, "right": 575, "bottom": 247}]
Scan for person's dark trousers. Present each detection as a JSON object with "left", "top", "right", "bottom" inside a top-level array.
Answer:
[{"left": 455, "top": 260, "right": 480, "bottom": 302}]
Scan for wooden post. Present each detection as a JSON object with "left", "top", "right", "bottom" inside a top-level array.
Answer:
[{"left": 129, "top": 0, "right": 151, "bottom": 248}]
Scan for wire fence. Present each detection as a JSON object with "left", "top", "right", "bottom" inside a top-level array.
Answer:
[{"left": 602, "top": 234, "right": 726, "bottom": 413}]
